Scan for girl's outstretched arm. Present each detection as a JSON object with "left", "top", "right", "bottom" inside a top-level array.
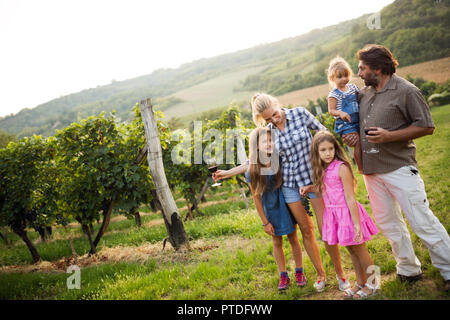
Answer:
[
  {"left": 249, "top": 184, "right": 275, "bottom": 236},
  {"left": 338, "top": 164, "right": 362, "bottom": 243}
]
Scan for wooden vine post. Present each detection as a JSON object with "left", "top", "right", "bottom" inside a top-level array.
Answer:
[{"left": 139, "top": 98, "right": 189, "bottom": 250}]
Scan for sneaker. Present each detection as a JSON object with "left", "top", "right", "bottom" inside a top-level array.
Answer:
[
  {"left": 336, "top": 275, "right": 351, "bottom": 291},
  {"left": 295, "top": 270, "right": 307, "bottom": 287},
  {"left": 397, "top": 273, "right": 423, "bottom": 284},
  {"left": 313, "top": 279, "right": 327, "bottom": 292},
  {"left": 278, "top": 273, "right": 290, "bottom": 291}
]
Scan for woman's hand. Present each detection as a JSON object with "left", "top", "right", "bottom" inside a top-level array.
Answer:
[
  {"left": 353, "top": 223, "right": 363, "bottom": 243},
  {"left": 264, "top": 222, "right": 275, "bottom": 236},
  {"left": 300, "top": 185, "right": 314, "bottom": 197}
]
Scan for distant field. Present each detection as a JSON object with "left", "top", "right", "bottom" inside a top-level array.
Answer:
[
  {"left": 278, "top": 57, "right": 450, "bottom": 107},
  {"left": 163, "top": 66, "right": 266, "bottom": 118}
]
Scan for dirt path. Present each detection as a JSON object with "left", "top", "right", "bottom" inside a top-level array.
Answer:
[{"left": 0, "top": 237, "right": 225, "bottom": 274}]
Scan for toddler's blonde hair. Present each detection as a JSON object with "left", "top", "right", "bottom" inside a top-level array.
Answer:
[
  {"left": 327, "top": 56, "right": 353, "bottom": 86},
  {"left": 251, "top": 93, "right": 280, "bottom": 127}
]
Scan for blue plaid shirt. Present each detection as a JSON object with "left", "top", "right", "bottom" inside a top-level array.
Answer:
[{"left": 267, "top": 107, "right": 326, "bottom": 189}]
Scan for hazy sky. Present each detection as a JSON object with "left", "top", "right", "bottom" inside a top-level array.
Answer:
[{"left": 0, "top": 0, "right": 394, "bottom": 117}]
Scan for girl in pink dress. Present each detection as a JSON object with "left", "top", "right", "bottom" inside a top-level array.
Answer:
[{"left": 301, "top": 130, "right": 379, "bottom": 299}]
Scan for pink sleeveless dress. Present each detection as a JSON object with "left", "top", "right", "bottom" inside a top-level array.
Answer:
[{"left": 322, "top": 159, "right": 378, "bottom": 246}]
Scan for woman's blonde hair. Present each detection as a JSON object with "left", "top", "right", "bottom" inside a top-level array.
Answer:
[
  {"left": 248, "top": 127, "right": 282, "bottom": 195},
  {"left": 327, "top": 56, "right": 353, "bottom": 86},
  {"left": 310, "top": 131, "right": 356, "bottom": 194},
  {"left": 251, "top": 93, "right": 280, "bottom": 127}
]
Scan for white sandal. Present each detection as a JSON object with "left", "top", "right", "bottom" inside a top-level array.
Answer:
[
  {"left": 336, "top": 275, "right": 351, "bottom": 291},
  {"left": 354, "top": 282, "right": 378, "bottom": 300},
  {"left": 343, "top": 283, "right": 363, "bottom": 300},
  {"left": 313, "top": 279, "right": 327, "bottom": 292}
]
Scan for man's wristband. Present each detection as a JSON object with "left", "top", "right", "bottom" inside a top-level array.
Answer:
[{"left": 262, "top": 222, "right": 270, "bottom": 227}]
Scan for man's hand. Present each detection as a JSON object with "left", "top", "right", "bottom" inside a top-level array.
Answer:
[
  {"left": 366, "top": 127, "right": 392, "bottom": 143},
  {"left": 342, "top": 132, "right": 359, "bottom": 147}
]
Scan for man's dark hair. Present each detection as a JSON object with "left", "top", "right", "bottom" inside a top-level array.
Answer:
[{"left": 357, "top": 44, "right": 399, "bottom": 75}]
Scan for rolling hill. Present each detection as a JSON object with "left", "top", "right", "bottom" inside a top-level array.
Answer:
[{"left": 0, "top": 0, "right": 448, "bottom": 138}]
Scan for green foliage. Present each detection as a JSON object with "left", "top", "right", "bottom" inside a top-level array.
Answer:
[
  {"left": 428, "top": 92, "right": 450, "bottom": 107},
  {"left": 0, "top": 135, "right": 57, "bottom": 231},
  {"left": 54, "top": 113, "right": 121, "bottom": 225},
  {"left": 165, "top": 105, "right": 251, "bottom": 208},
  {"left": 0, "top": 130, "right": 17, "bottom": 149},
  {"left": 0, "top": 135, "right": 60, "bottom": 261},
  {"left": 406, "top": 75, "right": 450, "bottom": 106}
]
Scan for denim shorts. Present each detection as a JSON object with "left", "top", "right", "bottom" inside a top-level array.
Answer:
[{"left": 281, "top": 187, "right": 320, "bottom": 204}]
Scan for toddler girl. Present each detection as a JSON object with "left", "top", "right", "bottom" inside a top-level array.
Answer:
[
  {"left": 327, "top": 56, "right": 362, "bottom": 172},
  {"left": 301, "top": 131, "right": 379, "bottom": 299}
]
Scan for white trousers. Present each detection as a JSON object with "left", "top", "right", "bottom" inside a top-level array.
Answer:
[{"left": 363, "top": 165, "right": 450, "bottom": 280}]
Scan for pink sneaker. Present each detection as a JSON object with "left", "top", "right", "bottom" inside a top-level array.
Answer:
[
  {"left": 278, "top": 273, "right": 290, "bottom": 291},
  {"left": 295, "top": 271, "right": 307, "bottom": 287}
]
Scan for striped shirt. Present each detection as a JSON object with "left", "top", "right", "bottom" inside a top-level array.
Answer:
[
  {"left": 327, "top": 83, "right": 360, "bottom": 118},
  {"left": 359, "top": 74, "right": 435, "bottom": 174},
  {"left": 267, "top": 107, "right": 326, "bottom": 189}
]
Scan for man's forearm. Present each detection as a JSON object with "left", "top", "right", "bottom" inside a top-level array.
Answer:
[{"left": 371, "top": 125, "right": 434, "bottom": 143}]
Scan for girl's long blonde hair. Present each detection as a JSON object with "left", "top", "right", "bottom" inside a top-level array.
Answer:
[
  {"left": 248, "top": 127, "right": 282, "bottom": 195},
  {"left": 310, "top": 131, "right": 356, "bottom": 194},
  {"left": 327, "top": 56, "right": 353, "bottom": 86},
  {"left": 251, "top": 93, "right": 281, "bottom": 127}
]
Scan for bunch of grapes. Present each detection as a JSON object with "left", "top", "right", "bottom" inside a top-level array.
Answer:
[{"left": 301, "top": 195, "right": 313, "bottom": 217}]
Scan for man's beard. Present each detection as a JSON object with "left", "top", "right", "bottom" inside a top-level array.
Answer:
[{"left": 363, "top": 73, "right": 379, "bottom": 87}]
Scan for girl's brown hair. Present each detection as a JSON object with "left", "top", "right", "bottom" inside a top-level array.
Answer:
[
  {"left": 248, "top": 127, "right": 282, "bottom": 195},
  {"left": 310, "top": 131, "right": 356, "bottom": 194}
]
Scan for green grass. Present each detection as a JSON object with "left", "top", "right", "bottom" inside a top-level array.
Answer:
[{"left": 0, "top": 105, "right": 449, "bottom": 300}]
